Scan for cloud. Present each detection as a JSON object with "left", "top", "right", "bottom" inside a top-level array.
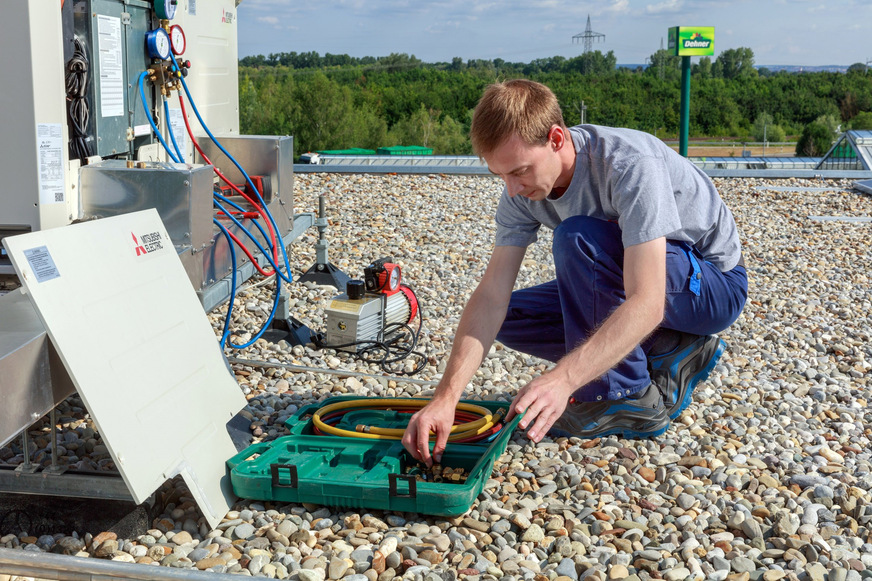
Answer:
[
  {"left": 257, "top": 16, "right": 279, "bottom": 25},
  {"left": 426, "top": 20, "right": 462, "bottom": 34},
  {"left": 597, "top": 0, "right": 630, "bottom": 15},
  {"left": 646, "top": 0, "right": 683, "bottom": 13},
  {"left": 471, "top": 2, "right": 499, "bottom": 13}
]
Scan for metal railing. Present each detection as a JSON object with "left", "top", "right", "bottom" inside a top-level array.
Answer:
[{"left": 0, "top": 546, "right": 242, "bottom": 581}]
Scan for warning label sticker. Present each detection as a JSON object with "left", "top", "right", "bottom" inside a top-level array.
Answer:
[
  {"left": 36, "top": 123, "right": 64, "bottom": 205},
  {"left": 97, "top": 15, "right": 124, "bottom": 118},
  {"left": 329, "top": 300, "right": 363, "bottom": 314},
  {"left": 23, "top": 246, "right": 61, "bottom": 283}
]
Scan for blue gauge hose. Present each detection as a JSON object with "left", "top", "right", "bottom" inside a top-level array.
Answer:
[
  {"left": 214, "top": 193, "right": 276, "bottom": 255},
  {"left": 213, "top": 196, "right": 292, "bottom": 283},
  {"left": 213, "top": 219, "right": 237, "bottom": 346},
  {"left": 213, "top": 216, "right": 281, "bottom": 349},
  {"left": 137, "top": 72, "right": 180, "bottom": 163},
  {"left": 170, "top": 53, "right": 293, "bottom": 282}
]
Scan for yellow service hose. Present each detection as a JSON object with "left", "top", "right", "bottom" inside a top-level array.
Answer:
[{"left": 312, "top": 398, "right": 504, "bottom": 441}]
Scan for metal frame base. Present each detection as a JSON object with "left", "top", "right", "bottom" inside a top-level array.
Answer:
[
  {"left": 261, "top": 315, "right": 314, "bottom": 347},
  {"left": 0, "top": 468, "right": 133, "bottom": 501},
  {"left": 298, "top": 261, "right": 351, "bottom": 289}
]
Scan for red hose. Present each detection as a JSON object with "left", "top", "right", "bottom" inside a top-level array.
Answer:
[
  {"left": 224, "top": 228, "right": 275, "bottom": 278},
  {"left": 178, "top": 95, "right": 280, "bottom": 274}
]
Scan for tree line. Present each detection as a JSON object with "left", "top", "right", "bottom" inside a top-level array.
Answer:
[{"left": 237, "top": 49, "right": 872, "bottom": 157}]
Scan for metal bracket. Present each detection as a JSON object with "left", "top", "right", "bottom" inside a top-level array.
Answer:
[
  {"left": 14, "top": 463, "right": 39, "bottom": 475},
  {"left": 388, "top": 473, "right": 417, "bottom": 498},
  {"left": 298, "top": 261, "right": 351, "bottom": 289},
  {"left": 270, "top": 464, "right": 298, "bottom": 489},
  {"left": 298, "top": 195, "right": 350, "bottom": 289}
]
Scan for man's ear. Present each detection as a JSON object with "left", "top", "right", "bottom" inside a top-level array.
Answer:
[{"left": 549, "top": 125, "right": 566, "bottom": 151}]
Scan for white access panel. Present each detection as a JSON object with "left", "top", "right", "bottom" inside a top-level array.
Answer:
[
  {"left": 173, "top": 0, "right": 241, "bottom": 140},
  {"left": 2, "top": 210, "right": 245, "bottom": 529}
]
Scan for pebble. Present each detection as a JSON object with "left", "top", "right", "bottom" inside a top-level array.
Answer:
[
  {"left": 520, "top": 524, "right": 545, "bottom": 543},
  {"left": 232, "top": 523, "right": 255, "bottom": 540},
  {"left": 4, "top": 176, "right": 872, "bottom": 581},
  {"left": 731, "top": 557, "right": 756, "bottom": 573},
  {"left": 557, "top": 558, "right": 578, "bottom": 580}
]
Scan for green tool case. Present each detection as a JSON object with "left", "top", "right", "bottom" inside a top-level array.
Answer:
[{"left": 227, "top": 396, "right": 520, "bottom": 517}]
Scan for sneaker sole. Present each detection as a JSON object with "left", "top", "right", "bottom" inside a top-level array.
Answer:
[
  {"left": 549, "top": 404, "right": 670, "bottom": 440},
  {"left": 668, "top": 337, "right": 725, "bottom": 420}
]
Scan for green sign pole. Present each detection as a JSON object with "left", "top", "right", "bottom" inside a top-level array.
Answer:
[
  {"left": 669, "top": 26, "right": 714, "bottom": 158},
  {"left": 679, "top": 55, "right": 691, "bottom": 157}
]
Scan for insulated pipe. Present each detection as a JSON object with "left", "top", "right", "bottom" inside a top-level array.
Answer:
[{"left": 0, "top": 547, "right": 242, "bottom": 581}]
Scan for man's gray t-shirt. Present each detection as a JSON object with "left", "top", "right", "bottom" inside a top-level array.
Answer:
[{"left": 494, "top": 125, "right": 742, "bottom": 272}]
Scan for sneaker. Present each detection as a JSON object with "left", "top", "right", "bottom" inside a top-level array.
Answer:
[
  {"left": 648, "top": 333, "right": 725, "bottom": 420},
  {"left": 548, "top": 383, "right": 670, "bottom": 439}
]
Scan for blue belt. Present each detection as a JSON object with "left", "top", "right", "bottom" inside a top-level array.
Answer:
[{"left": 682, "top": 243, "right": 702, "bottom": 297}]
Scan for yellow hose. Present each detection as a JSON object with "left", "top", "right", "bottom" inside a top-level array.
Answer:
[{"left": 311, "top": 398, "right": 502, "bottom": 441}]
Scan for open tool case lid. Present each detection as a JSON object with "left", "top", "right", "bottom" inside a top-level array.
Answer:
[{"left": 228, "top": 396, "right": 521, "bottom": 517}]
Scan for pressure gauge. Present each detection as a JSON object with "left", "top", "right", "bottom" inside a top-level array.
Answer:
[
  {"left": 381, "top": 263, "right": 402, "bottom": 292},
  {"left": 146, "top": 28, "right": 171, "bottom": 60},
  {"left": 169, "top": 24, "right": 186, "bottom": 55},
  {"left": 154, "top": 0, "right": 177, "bottom": 20},
  {"left": 364, "top": 258, "right": 402, "bottom": 294}
]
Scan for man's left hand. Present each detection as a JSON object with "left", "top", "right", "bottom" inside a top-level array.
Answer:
[{"left": 506, "top": 369, "right": 574, "bottom": 442}]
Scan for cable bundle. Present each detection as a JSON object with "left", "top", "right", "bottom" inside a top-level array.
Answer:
[
  {"left": 311, "top": 399, "right": 505, "bottom": 444},
  {"left": 65, "top": 38, "right": 92, "bottom": 160}
]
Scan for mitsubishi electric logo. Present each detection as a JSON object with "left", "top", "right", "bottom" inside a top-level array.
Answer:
[
  {"left": 131, "top": 231, "right": 164, "bottom": 256},
  {"left": 221, "top": 9, "right": 234, "bottom": 24}
]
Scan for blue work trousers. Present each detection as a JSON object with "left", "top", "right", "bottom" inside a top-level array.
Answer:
[{"left": 495, "top": 216, "right": 748, "bottom": 402}]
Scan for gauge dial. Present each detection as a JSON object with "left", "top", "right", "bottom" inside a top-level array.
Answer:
[
  {"left": 388, "top": 266, "right": 401, "bottom": 291},
  {"left": 169, "top": 24, "right": 186, "bottom": 55},
  {"left": 146, "top": 28, "right": 171, "bottom": 60},
  {"left": 155, "top": 0, "right": 177, "bottom": 20}
]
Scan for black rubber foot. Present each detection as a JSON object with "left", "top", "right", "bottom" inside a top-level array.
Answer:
[{"left": 261, "top": 315, "right": 314, "bottom": 347}]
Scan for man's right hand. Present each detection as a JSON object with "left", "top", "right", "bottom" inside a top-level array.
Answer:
[
  {"left": 401, "top": 397, "right": 457, "bottom": 467},
  {"left": 401, "top": 246, "right": 525, "bottom": 467}
]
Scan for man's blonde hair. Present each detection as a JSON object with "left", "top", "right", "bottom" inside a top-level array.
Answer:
[{"left": 470, "top": 79, "right": 566, "bottom": 157}]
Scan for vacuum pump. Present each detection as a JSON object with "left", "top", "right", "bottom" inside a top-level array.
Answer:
[{"left": 323, "top": 258, "right": 419, "bottom": 353}]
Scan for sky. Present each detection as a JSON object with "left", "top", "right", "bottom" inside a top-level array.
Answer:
[{"left": 236, "top": 0, "right": 872, "bottom": 68}]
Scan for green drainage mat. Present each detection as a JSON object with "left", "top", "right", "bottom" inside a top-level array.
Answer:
[{"left": 228, "top": 396, "right": 520, "bottom": 516}]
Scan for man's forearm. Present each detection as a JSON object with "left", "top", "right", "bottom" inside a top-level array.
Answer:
[
  {"left": 432, "top": 290, "right": 508, "bottom": 402},
  {"left": 552, "top": 295, "right": 663, "bottom": 394}
]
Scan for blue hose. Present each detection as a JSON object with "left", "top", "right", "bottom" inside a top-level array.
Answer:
[
  {"left": 213, "top": 217, "right": 281, "bottom": 349},
  {"left": 171, "top": 57, "right": 292, "bottom": 349},
  {"left": 213, "top": 197, "right": 292, "bottom": 284},
  {"left": 137, "top": 72, "right": 180, "bottom": 163},
  {"left": 213, "top": 219, "right": 237, "bottom": 346},
  {"left": 164, "top": 98, "right": 185, "bottom": 162},
  {"left": 170, "top": 53, "right": 293, "bottom": 282},
  {"left": 213, "top": 193, "right": 275, "bottom": 253}
]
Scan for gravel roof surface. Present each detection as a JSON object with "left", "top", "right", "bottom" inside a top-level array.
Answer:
[{"left": 2, "top": 174, "right": 871, "bottom": 581}]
